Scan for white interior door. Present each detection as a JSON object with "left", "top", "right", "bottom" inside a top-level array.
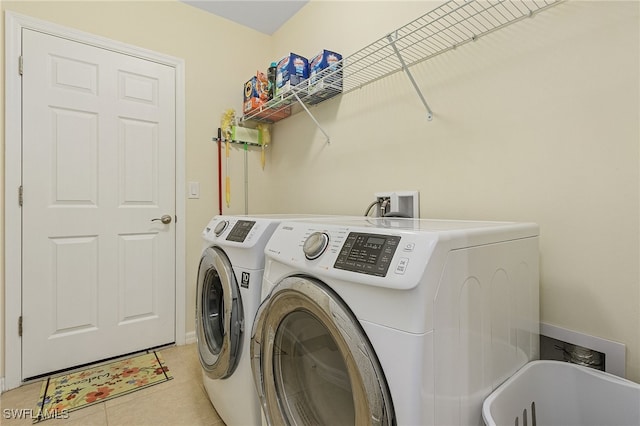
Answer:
[{"left": 21, "top": 28, "right": 176, "bottom": 379}]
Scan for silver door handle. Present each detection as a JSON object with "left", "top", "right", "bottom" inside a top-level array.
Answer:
[{"left": 151, "top": 214, "right": 172, "bottom": 224}]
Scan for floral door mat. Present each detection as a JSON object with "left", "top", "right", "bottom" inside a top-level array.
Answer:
[{"left": 33, "top": 351, "right": 172, "bottom": 423}]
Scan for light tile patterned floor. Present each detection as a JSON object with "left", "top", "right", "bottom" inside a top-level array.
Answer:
[{"left": 0, "top": 344, "right": 225, "bottom": 426}]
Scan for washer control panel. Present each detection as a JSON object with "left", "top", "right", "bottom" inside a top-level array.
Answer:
[
  {"left": 266, "top": 220, "right": 434, "bottom": 289},
  {"left": 334, "top": 232, "right": 400, "bottom": 277}
]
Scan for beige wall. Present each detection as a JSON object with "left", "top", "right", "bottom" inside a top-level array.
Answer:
[
  {"left": 252, "top": 1, "right": 640, "bottom": 381},
  {"left": 2, "top": 0, "right": 639, "bottom": 385}
]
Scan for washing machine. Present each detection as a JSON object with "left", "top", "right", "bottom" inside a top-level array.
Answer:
[
  {"left": 251, "top": 217, "right": 540, "bottom": 426},
  {"left": 196, "top": 214, "right": 342, "bottom": 425}
]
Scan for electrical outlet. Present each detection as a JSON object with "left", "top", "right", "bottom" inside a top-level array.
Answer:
[
  {"left": 375, "top": 195, "right": 392, "bottom": 217},
  {"left": 374, "top": 191, "right": 419, "bottom": 218}
]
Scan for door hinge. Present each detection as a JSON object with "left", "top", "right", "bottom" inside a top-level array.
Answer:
[
  {"left": 18, "top": 316, "right": 23, "bottom": 337},
  {"left": 19, "top": 55, "right": 23, "bottom": 75},
  {"left": 19, "top": 185, "right": 23, "bottom": 207}
]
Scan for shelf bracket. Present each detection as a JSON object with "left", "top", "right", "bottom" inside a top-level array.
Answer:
[
  {"left": 387, "top": 32, "right": 433, "bottom": 121},
  {"left": 291, "top": 91, "right": 331, "bottom": 143},
  {"left": 212, "top": 137, "right": 265, "bottom": 148}
]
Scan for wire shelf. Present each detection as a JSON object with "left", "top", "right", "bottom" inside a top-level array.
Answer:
[
  {"left": 241, "top": 0, "right": 563, "bottom": 124},
  {"left": 342, "top": 0, "right": 562, "bottom": 92}
]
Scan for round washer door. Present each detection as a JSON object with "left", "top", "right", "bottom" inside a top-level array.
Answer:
[
  {"left": 251, "top": 275, "right": 394, "bottom": 426},
  {"left": 196, "top": 247, "right": 243, "bottom": 379}
]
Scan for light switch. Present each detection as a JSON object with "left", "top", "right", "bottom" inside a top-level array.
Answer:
[{"left": 188, "top": 182, "right": 200, "bottom": 199}]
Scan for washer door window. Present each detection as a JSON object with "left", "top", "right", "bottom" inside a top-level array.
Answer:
[
  {"left": 196, "top": 247, "right": 243, "bottom": 379},
  {"left": 251, "top": 276, "right": 394, "bottom": 426}
]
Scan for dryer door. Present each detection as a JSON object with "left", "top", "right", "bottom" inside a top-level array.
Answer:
[
  {"left": 251, "top": 275, "right": 394, "bottom": 426},
  {"left": 196, "top": 247, "right": 243, "bottom": 379}
]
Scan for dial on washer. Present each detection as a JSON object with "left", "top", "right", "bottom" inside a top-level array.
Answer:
[
  {"left": 303, "top": 232, "right": 330, "bottom": 260},
  {"left": 214, "top": 220, "right": 228, "bottom": 236}
]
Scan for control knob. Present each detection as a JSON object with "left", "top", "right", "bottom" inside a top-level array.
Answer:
[
  {"left": 214, "top": 220, "right": 229, "bottom": 236},
  {"left": 303, "top": 232, "right": 330, "bottom": 260}
]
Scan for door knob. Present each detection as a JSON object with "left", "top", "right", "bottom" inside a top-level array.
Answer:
[{"left": 151, "top": 214, "right": 172, "bottom": 224}]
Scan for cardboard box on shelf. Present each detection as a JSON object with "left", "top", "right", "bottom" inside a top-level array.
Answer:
[
  {"left": 276, "top": 53, "right": 309, "bottom": 97},
  {"left": 308, "top": 49, "right": 343, "bottom": 105},
  {"left": 243, "top": 71, "right": 269, "bottom": 113}
]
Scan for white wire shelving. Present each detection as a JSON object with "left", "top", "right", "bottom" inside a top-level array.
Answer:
[{"left": 241, "top": 0, "right": 564, "bottom": 138}]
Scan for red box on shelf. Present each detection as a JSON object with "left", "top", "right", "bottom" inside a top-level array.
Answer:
[{"left": 243, "top": 71, "right": 269, "bottom": 114}]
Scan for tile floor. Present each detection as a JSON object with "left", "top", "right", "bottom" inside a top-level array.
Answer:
[{"left": 0, "top": 344, "right": 225, "bottom": 426}]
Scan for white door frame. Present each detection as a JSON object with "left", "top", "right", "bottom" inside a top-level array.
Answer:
[{"left": 4, "top": 11, "right": 187, "bottom": 391}]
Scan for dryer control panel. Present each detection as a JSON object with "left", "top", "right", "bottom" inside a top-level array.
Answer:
[
  {"left": 226, "top": 220, "right": 255, "bottom": 242},
  {"left": 334, "top": 232, "right": 400, "bottom": 277},
  {"left": 202, "top": 216, "right": 279, "bottom": 251}
]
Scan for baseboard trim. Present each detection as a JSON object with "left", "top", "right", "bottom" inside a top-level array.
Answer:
[{"left": 185, "top": 331, "right": 196, "bottom": 345}]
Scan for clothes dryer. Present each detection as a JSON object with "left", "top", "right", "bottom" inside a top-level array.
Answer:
[
  {"left": 196, "top": 214, "right": 341, "bottom": 425},
  {"left": 251, "top": 217, "right": 540, "bottom": 426}
]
